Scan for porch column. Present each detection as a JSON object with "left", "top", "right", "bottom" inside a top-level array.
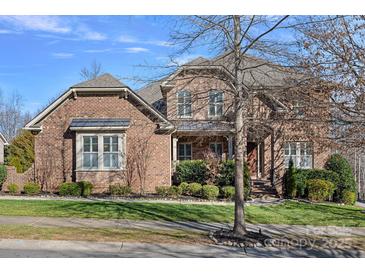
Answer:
[
  {"left": 270, "top": 130, "right": 275, "bottom": 185},
  {"left": 172, "top": 136, "right": 178, "bottom": 163},
  {"left": 228, "top": 135, "right": 233, "bottom": 160}
]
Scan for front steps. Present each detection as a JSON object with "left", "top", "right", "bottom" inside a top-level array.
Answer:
[{"left": 250, "top": 179, "right": 278, "bottom": 199}]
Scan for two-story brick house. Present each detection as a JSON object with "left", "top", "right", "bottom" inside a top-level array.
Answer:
[
  {"left": 139, "top": 53, "right": 332, "bottom": 195},
  {"left": 18, "top": 53, "right": 331, "bottom": 195}
]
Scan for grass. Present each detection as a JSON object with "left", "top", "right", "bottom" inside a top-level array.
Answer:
[
  {"left": 0, "top": 224, "right": 209, "bottom": 244},
  {"left": 0, "top": 199, "right": 364, "bottom": 227}
]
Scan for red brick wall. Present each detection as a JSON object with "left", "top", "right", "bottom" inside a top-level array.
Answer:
[
  {"left": 34, "top": 93, "right": 171, "bottom": 193},
  {"left": 1, "top": 165, "right": 35, "bottom": 192}
]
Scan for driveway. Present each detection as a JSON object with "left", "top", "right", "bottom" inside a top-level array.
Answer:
[{"left": 0, "top": 239, "right": 364, "bottom": 258}]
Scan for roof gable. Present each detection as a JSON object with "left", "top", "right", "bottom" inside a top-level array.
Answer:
[
  {"left": 72, "top": 74, "right": 127, "bottom": 88},
  {"left": 24, "top": 74, "right": 173, "bottom": 132}
]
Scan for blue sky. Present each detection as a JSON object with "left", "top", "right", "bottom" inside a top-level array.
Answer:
[{"left": 0, "top": 16, "right": 210, "bottom": 114}]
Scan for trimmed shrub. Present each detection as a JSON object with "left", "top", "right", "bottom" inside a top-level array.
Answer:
[
  {"left": 0, "top": 164, "right": 6, "bottom": 189},
  {"left": 294, "top": 169, "right": 340, "bottom": 198},
  {"left": 215, "top": 160, "right": 251, "bottom": 198},
  {"left": 109, "top": 184, "right": 132, "bottom": 196},
  {"left": 175, "top": 160, "right": 209, "bottom": 183},
  {"left": 284, "top": 158, "right": 297, "bottom": 198},
  {"left": 306, "top": 179, "right": 335, "bottom": 202},
  {"left": 6, "top": 130, "right": 34, "bottom": 173},
  {"left": 77, "top": 181, "right": 93, "bottom": 197},
  {"left": 7, "top": 183, "right": 19, "bottom": 194},
  {"left": 325, "top": 154, "right": 356, "bottom": 201},
  {"left": 188, "top": 182, "right": 203, "bottom": 197},
  {"left": 155, "top": 186, "right": 170, "bottom": 197},
  {"left": 58, "top": 182, "right": 81, "bottom": 196},
  {"left": 202, "top": 185, "right": 220, "bottom": 200},
  {"left": 342, "top": 190, "right": 356, "bottom": 205},
  {"left": 221, "top": 186, "right": 235, "bottom": 200},
  {"left": 168, "top": 186, "right": 182, "bottom": 197},
  {"left": 23, "top": 182, "right": 41, "bottom": 195},
  {"left": 178, "top": 182, "right": 190, "bottom": 195}
]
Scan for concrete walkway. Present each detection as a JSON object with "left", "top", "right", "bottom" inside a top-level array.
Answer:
[
  {"left": 0, "top": 239, "right": 363, "bottom": 258},
  {"left": 1, "top": 215, "right": 364, "bottom": 237}
]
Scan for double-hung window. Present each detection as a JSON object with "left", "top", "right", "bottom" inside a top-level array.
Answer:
[
  {"left": 103, "top": 136, "right": 119, "bottom": 169},
  {"left": 83, "top": 136, "right": 99, "bottom": 169},
  {"left": 210, "top": 142, "right": 223, "bottom": 158},
  {"left": 208, "top": 90, "right": 223, "bottom": 117},
  {"left": 178, "top": 143, "right": 192, "bottom": 161},
  {"left": 284, "top": 142, "right": 313, "bottom": 169},
  {"left": 79, "top": 134, "right": 125, "bottom": 170},
  {"left": 177, "top": 90, "right": 192, "bottom": 118},
  {"left": 293, "top": 100, "right": 305, "bottom": 117}
]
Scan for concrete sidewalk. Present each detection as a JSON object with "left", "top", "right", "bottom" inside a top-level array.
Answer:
[
  {"left": 0, "top": 215, "right": 364, "bottom": 237},
  {"left": 0, "top": 239, "right": 363, "bottom": 258}
]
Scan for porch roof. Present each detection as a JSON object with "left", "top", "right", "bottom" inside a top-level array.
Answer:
[
  {"left": 172, "top": 120, "right": 234, "bottom": 134},
  {"left": 69, "top": 118, "right": 131, "bottom": 131}
]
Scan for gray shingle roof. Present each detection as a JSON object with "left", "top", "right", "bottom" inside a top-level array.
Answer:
[
  {"left": 173, "top": 120, "right": 234, "bottom": 133},
  {"left": 72, "top": 73, "right": 127, "bottom": 88},
  {"left": 70, "top": 118, "right": 131, "bottom": 129}
]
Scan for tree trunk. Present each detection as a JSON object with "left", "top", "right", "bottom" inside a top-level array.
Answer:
[
  {"left": 233, "top": 99, "right": 247, "bottom": 235},
  {"left": 232, "top": 15, "right": 247, "bottom": 236}
]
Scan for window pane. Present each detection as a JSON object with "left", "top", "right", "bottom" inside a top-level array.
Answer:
[
  {"left": 103, "top": 153, "right": 111, "bottom": 167},
  {"left": 185, "top": 144, "right": 192, "bottom": 156},
  {"left": 216, "top": 104, "right": 223, "bottom": 116},
  {"left": 83, "top": 154, "right": 91, "bottom": 167},
  {"left": 111, "top": 153, "right": 119, "bottom": 168},
  {"left": 185, "top": 104, "right": 192, "bottom": 116},
  {"left": 83, "top": 137, "right": 90, "bottom": 152},
  {"left": 91, "top": 137, "right": 98, "bottom": 152},
  {"left": 178, "top": 144, "right": 185, "bottom": 156},
  {"left": 209, "top": 144, "right": 215, "bottom": 152},
  {"left": 217, "top": 144, "right": 223, "bottom": 155},
  {"left": 216, "top": 92, "right": 223, "bottom": 102},
  {"left": 209, "top": 104, "right": 215, "bottom": 116},
  {"left": 91, "top": 153, "right": 98, "bottom": 168}
]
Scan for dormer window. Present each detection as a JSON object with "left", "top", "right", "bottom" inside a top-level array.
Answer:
[
  {"left": 177, "top": 90, "right": 192, "bottom": 118},
  {"left": 209, "top": 90, "right": 224, "bottom": 117}
]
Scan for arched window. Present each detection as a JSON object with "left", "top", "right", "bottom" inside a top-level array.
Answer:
[
  {"left": 177, "top": 90, "right": 192, "bottom": 118},
  {"left": 208, "top": 90, "right": 224, "bottom": 117}
]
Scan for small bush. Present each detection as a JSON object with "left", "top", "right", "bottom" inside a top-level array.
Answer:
[
  {"left": 109, "top": 184, "right": 132, "bottom": 196},
  {"left": 188, "top": 182, "right": 203, "bottom": 197},
  {"left": 58, "top": 182, "right": 81, "bottom": 196},
  {"left": 325, "top": 154, "right": 356, "bottom": 200},
  {"left": 77, "top": 181, "right": 93, "bottom": 197},
  {"left": 0, "top": 164, "right": 7, "bottom": 189},
  {"left": 155, "top": 186, "right": 170, "bottom": 197},
  {"left": 7, "top": 183, "right": 19, "bottom": 194},
  {"left": 23, "top": 182, "right": 41, "bottom": 195},
  {"left": 168, "top": 185, "right": 182, "bottom": 197},
  {"left": 342, "top": 190, "right": 356, "bottom": 205},
  {"left": 306, "top": 179, "right": 334, "bottom": 202},
  {"left": 202, "top": 185, "right": 219, "bottom": 200},
  {"left": 215, "top": 160, "right": 251, "bottom": 198},
  {"left": 221, "top": 186, "right": 235, "bottom": 200},
  {"left": 175, "top": 160, "right": 209, "bottom": 183},
  {"left": 294, "top": 169, "right": 340, "bottom": 199},
  {"left": 178, "top": 182, "right": 190, "bottom": 195}
]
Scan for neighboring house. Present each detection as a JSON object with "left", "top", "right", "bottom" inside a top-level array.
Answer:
[
  {"left": 0, "top": 132, "right": 9, "bottom": 164},
  {"left": 20, "top": 53, "right": 331, "bottom": 195}
]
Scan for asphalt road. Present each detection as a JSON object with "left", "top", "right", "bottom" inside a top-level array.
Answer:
[{"left": 0, "top": 239, "right": 364, "bottom": 258}]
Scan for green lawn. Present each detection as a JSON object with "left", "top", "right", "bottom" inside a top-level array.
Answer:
[{"left": 0, "top": 199, "right": 364, "bottom": 227}]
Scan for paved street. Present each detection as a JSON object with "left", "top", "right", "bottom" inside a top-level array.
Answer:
[{"left": 0, "top": 239, "right": 364, "bottom": 258}]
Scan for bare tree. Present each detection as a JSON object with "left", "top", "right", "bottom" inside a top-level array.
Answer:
[
  {"left": 168, "top": 16, "right": 295, "bottom": 236},
  {"left": 0, "top": 90, "right": 27, "bottom": 141},
  {"left": 80, "top": 60, "right": 104, "bottom": 80}
]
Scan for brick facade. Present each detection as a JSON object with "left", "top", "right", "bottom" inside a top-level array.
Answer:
[{"left": 33, "top": 93, "right": 171, "bottom": 193}]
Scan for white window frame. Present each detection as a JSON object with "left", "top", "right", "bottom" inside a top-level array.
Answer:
[
  {"left": 284, "top": 142, "right": 313, "bottom": 169},
  {"left": 293, "top": 100, "right": 305, "bottom": 117},
  {"left": 82, "top": 135, "right": 99, "bottom": 170},
  {"left": 208, "top": 90, "right": 224, "bottom": 118},
  {"left": 76, "top": 132, "right": 126, "bottom": 171},
  {"left": 178, "top": 142, "right": 192, "bottom": 161},
  {"left": 177, "top": 90, "right": 192, "bottom": 118},
  {"left": 209, "top": 142, "right": 223, "bottom": 158}
]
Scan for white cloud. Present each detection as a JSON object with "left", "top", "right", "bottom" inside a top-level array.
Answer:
[
  {"left": 84, "top": 48, "right": 113, "bottom": 53},
  {"left": 75, "top": 25, "right": 106, "bottom": 41},
  {"left": 125, "top": 47, "right": 149, "bottom": 53},
  {"left": 52, "top": 52, "right": 74, "bottom": 59},
  {"left": 0, "top": 29, "right": 13, "bottom": 34},
  {"left": 117, "top": 35, "right": 138, "bottom": 43},
  {"left": 0, "top": 16, "right": 70, "bottom": 33},
  {"left": 145, "top": 40, "right": 173, "bottom": 47}
]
